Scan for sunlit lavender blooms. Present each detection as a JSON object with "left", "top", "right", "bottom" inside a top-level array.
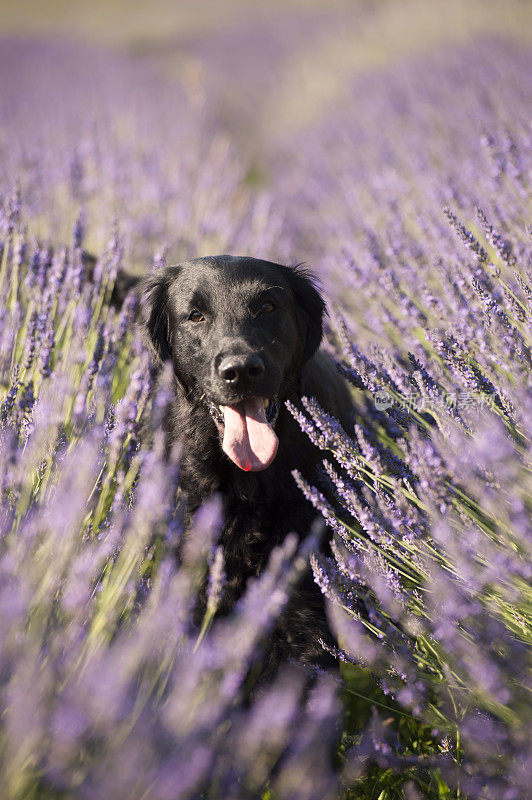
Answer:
[
  {"left": 277, "top": 38, "right": 532, "bottom": 800},
  {"left": 1, "top": 24, "right": 531, "bottom": 800}
]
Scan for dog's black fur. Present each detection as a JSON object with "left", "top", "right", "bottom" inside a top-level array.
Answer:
[{"left": 136, "top": 255, "right": 351, "bottom": 674}]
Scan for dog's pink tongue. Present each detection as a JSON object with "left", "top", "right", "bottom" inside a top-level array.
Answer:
[{"left": 221, "top": 398, "right": 278, "bottom": 471}]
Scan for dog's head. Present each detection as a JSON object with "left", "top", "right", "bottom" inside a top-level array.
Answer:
[{"left": 139, "top": 255, "right": 326, "bottom": 472}]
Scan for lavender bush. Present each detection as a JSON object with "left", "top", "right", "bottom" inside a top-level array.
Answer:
[
  {"left": 1, "top": 23, "right": 531, "bottom": 800},
  {"left": 0, "top": 197, "right": 339, "bottom": 799},
  {"left": 276, "top": 38, "right": 532, "bottom": 800}
]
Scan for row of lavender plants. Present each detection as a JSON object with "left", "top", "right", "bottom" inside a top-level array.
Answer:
[
  {"left": 0, "top": 192, "right": 341, "bottom": 799},
  {"left": 292, "top": 199, "right": 531, "bottom": 798},
  {"left": 1, "top": 40, "right": 336, "bottom": 799},
  {"left": 278, "top": 39, "right": 532, "bottom": 800},
  {"left": 0, "top": 32, "right": 530, "bottom": 800}
]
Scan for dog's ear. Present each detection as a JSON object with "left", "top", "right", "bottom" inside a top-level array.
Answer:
[
  {"left": 282, "top": 264, "right": 327, "bottom": 365},
  {"left": 139, "top": 266, "right": 180, "bottom": 365}
]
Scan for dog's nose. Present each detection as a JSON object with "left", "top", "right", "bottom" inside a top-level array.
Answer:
[{"left": 218, "top": 354, "right": 265, "bottom": 386}]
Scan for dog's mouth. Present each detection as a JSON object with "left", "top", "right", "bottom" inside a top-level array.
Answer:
[{"left": 205, "top": 397, "right": 279, "bottom": 472}]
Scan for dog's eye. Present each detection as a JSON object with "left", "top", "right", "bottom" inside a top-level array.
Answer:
[
  {"left": 258, "top": 300, "right": 276, "bottom": 315},
  {"left": 188, "top": 309, "right": 205, "bottom": 322}
]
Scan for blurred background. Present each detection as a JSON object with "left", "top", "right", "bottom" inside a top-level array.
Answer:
[
  {"left": 1, "top": 0, "right": 531, "bottom": 275},
  {"left": 3, "top": 0, "right": 532, "bottom": 154}
]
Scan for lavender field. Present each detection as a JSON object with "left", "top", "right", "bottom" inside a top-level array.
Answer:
[{"left": 1, "top": 1, "right": 531, "bottom": 798}]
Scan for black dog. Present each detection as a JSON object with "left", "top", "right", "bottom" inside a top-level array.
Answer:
[{"left": 138, "top": 255, "right": 351, "bottom": 673}]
